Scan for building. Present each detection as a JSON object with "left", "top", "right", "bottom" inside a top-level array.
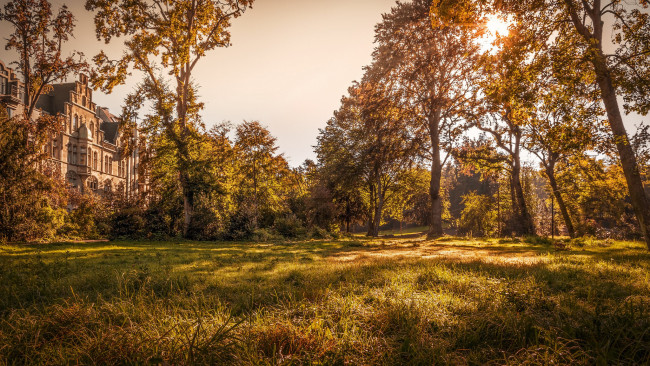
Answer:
[
  {"left": 0, "top": 60, "right": 146, "bottom": 197},
  {"left": 0, "top": 60, "right": 24, "bottom": 118}
]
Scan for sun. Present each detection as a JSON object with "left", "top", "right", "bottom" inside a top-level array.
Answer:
[
  {"left": 485, "top": 14, "right": 511, "bottom": 37},
  {"left": 478, "top": 14, "right": 512, "bottom": 51}
]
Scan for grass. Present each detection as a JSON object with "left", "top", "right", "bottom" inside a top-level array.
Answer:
[
  {"left": 378, "top": 226, "right": 428, "bottom": 237},
  {"left": 0, "top": 237, "right": 649, "bottom": 365}
]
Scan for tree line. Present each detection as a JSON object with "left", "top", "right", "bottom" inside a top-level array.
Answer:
[{"left": 0, "top": 0, "right": 648, "bottom": 248}]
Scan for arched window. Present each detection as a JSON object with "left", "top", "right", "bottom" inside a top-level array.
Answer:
[
  {"left": 73, "top": 115, "right": 78, "bottom": 130},
  {"left": 104, "top": 180, "right": 112, "bottom": 193},
  {"left": 93, "top": 152, "right": 98, "bottom": 170}
]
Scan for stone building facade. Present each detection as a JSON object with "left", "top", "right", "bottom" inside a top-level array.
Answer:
[
  {"left": 0, "top": 60, "right": 146, "bottom": 197},
  {"left": 0, "top": 60, "right": 24, "bottom": 118}
]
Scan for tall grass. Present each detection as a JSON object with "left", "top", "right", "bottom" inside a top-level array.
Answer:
[{"left": 0, "top": 238, "right": 648, "bottom": 364}]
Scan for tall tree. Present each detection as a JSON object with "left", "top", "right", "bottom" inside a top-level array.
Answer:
[
  {"left": 316, "top": 75, "right": 416, "bottom": 237},
  {"left": 1, "top": 0, "right": 87, "bottom": 120},
  {"left": 463, "top": 21, "right": 545, "bottom": 236},
  {"left": 372, "top": 0, "right": 481, "bottom": 238},
  {"left": 0, "top": 0, "right": 86, "bottom": 242},
  {"left": 234, "top": 120, "right": 289, "bottom": 229},
  {"left": 554, "top": 0, "right": 650, "bottom": 248},
  {"left": 86, "top": 0, "right": 254, "bottom": 237},
  {"left": 524, "top": 51, "right": 602, "bottom": 238}
]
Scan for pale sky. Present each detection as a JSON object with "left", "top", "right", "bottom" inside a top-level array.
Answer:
[{"left": 1, "top": 0, "right": 397, "bottom": 166}]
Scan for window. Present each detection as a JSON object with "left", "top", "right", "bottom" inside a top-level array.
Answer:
[
  {"left": 104, "top": 156, "right": 108, "bottom": 173},
  {"left": 0, "top": 77, "right": 6, "bottom": 95},
  {"left": 73, "top": 115, "right": 78, "bottom": 131},
  {"left": 67, "top": 144, "right": 72, "bottom": 163},
  {"left": 82, "top": 95, "right": 86, "bottom": 107},
  {"left": 52, "top": 139, "right": 57, "bottom": 159},
  {"left": 80, "top": 147, "right": 86, "bottom": 165},
  {"left": 118, "top": 161, "right": 122, "bottom": 177},
  {"left": 93, "top": 152, "right": 97, "bottom": 170},
  {"left": 73, "top": 145, "right": 78, "bottom": 165},
  {"left": 88, "top": 177, "right": 98, "bottom": 190},
  {"left": 109, "top": 157, "right": 113, "bottom": 174}
]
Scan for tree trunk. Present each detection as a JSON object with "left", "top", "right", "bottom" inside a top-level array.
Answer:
[
  {"left": 372, "top": 173, "right": 384, "bottom": 237},
  {"left": 181, "top": 172, "right": 193, "bottom": 237},
  {"left": 177, "top": 73, "right": 194, "bottom": 239},
  {"left": 545, "top": 164, "right": 575, "bottom": 238},
  {"left": 428, "top": 111, "right": 444, "bottom": 238},
  {"left": 511, "top": 156, "right": 535, "bottom": 236},
  {"left": 345, "top": 199, "right": 351, "bottom": 233},
  {"left": 593, "top": 55, "right": 650, "bottom": 249},
  {"left": 367, "top": 180, "right": 375, "bottom": 237}
]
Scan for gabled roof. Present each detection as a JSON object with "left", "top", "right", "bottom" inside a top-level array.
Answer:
[
  {"left": 97, "top": 107, "right": 120, "bottom": 145},
  {"left": 35, "top": 83, "right": 76, "bottom": 115}
]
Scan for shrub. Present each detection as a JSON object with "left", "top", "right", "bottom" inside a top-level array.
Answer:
[
  {"left": 308, "top": 226, "right": 331, "bottom": 240},
  {"left": 274, "top": 214, "right": 307, "bottom": 238},
  {"left": 110, "top": 207, "right": 146, "bottom": 240},
  {"left": 458, "top": 192, "right": 497, "bottom": 237}
]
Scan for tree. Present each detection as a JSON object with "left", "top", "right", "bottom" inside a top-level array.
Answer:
[
  {"left": 524, "top": 51, "right": 602, "bottom": 238},
  {"left": 234, "top": 120, "right": 289, "bottom": 229},
  {"left": 372, "top": 0, "right": 481, "bottom": 238},
  {"left": 0, "top": 0, "right": 86, "bottom": 242},
  {"left": 315, "top": 115, "right": 368, "bottom": 234},
  {"left": 316, "top": 75, "right": 417, "bottom": 237},
  {"left": 1, "top": 0, "right": 87, "bottom": 120},
  {"left": 86, "top": 0, "right": 254, "bottom": 237},
  {"left": 343, "top": 78, "right": 417, "bottom": 237},
  {"left": 553, "top": 0, "right": 650, "bottom": 248},
  {"left": 461, "top": 21, "right": 545, "bottom": 236}
]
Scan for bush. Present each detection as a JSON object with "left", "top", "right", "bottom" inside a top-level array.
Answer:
[
  {"left": 64, "top": 192, "right": 109, "bottom": 239},
  {"left": 110, "top": 207, "right": 146, "bottom": 240},
  {"left": 187, "top": 205, "right": 226, "bottom": 241},
  {"left": 251, "top": 228, "right": 281, "bottom": 242},
  {"left": 523, "top": 236, "right": 552, "bottom": 245},
  {"left": 274, "top": 214, "right": 307, "bottom": 238},
  {"left": 308, "top": 226, "right": 331, "bottom": 240},
  {"left": 226, "top": 209, "right": 256, "bottom": 240}
]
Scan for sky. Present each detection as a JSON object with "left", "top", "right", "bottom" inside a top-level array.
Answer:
[{"left": 1, "top": 0, "right": 397, "bottom": 166}]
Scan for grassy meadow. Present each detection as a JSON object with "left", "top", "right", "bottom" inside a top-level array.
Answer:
[{"left": 0, "top": 235, "right": 649, "bottom": 365}]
